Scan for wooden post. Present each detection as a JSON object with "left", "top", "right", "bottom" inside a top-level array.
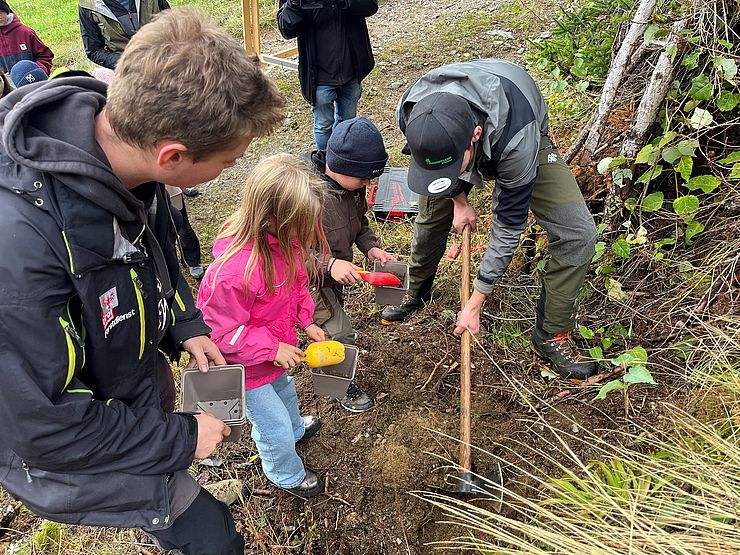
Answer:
[
  {"left": 459, "top": 224, "right": 472, "bottom": 473},
  {"left": 242, "top": 0, "right": 260, "bottom": 56}
]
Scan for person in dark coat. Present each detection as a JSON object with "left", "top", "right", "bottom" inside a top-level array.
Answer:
[
  {"left": 277, "top": 0, "right": 377, "bottom": 151},
  {"left": 0, "top": 8, "right": 284, "bottom": 554}
]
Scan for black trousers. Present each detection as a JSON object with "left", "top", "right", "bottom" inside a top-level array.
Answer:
[
  {"left": 148, "top": 488, "right": 244, "bottom": 555},
  {"left": 174, "top": 202, "right": 202, "bottom": 268}
]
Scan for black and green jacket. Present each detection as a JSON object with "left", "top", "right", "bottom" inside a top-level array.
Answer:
[
  {"left": 78, "top": 0, "right": 169, "bottom": 69},
  {"left": 0, "top": 77, "right": 206, "bottom": 528}
]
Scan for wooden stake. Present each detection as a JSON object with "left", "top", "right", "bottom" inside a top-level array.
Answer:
[{"left": 459, "top": 224, "right": 472, "bottom": 473}]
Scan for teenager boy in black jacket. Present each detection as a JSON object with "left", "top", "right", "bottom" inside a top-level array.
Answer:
[
  {"left": 278, "top": 0, "right": 377, "bottom": 151},
  {"left": 0, "top": 8, "right": 284, "bottom": 554}
]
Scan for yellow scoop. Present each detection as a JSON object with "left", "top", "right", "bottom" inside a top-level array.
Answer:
[{"left": 304, "top": 340, "right": 345, "bottom": 368}]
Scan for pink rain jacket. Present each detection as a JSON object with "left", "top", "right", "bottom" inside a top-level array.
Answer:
[{"left": 197, "top": 235, "right": 315, "bottom": 390}]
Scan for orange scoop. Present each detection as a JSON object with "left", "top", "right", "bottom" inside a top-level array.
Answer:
[{"left": 356, "top": 270, "right": 402, "bottom": 287}]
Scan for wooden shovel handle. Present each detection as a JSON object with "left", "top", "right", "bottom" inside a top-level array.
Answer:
[{"left": 459, "top": 224, "right": 472, "bottom": 472}]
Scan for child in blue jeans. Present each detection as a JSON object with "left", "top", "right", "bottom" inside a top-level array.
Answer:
[{"left": 197, "top": 154, "right": 329, "bottom": 498}]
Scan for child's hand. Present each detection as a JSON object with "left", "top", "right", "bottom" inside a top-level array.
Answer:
[
  {"left": 274, "top": 342, "right": 305, "bottom": 369},
  {"left": 367, "top": 247, "right": 397, "bottom": 266},
  {"left": 330, "top": 259, "right": 361, "bottom": 284},
  {"left": 304, "top": 323, "right": 326, "bottom": 343}
]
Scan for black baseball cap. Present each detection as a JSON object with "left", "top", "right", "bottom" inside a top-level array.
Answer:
[{"left": 405, "top": 92, "right": 477, "bottom": 197}]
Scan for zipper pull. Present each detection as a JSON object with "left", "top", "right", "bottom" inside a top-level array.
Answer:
[
  {"left": 64, "top": 325, "right": 83, "bottom": 347},
  {"left": 123, "top": 251, "right": 145, "bottom": 264},
  {"left": 133, "top": 276, "right": 149, "bottom": 299},
  {"left": 21, "top": 461, "right": 33, "bottom": 483}
]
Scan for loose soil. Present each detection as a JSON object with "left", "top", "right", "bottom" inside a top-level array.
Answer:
[{"left": 0, "top": 1, "right": 679, "bottom": 554}]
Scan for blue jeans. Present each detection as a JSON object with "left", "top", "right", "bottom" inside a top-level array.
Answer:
[
  {"left": 312, "top": 80, "right": 362, "bottom": 151},
  {"left": 245, "top": 373, "right": 306, "bottom": 488}
]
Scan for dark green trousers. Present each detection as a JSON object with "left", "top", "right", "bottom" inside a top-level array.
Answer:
[{"left": 407, "top": 137, "right": 597, "bottom": 333}]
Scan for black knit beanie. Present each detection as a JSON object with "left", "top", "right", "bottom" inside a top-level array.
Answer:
[
  {"left": 0, "top": 2, "right": 10, "bottom": 14},
  {"left": 326, "top": 117, "right": 388, "bottom": 179}
]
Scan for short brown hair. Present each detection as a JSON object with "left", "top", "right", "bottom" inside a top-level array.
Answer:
[{"left": 106, "top": 7, "right": 284, "bottom": 160}]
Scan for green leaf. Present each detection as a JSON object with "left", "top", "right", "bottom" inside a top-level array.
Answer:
[
  {"left": 684, "top": 99, "right": 700, "bottom": 112},
  {"left": 624, "top": 197, "right": 637, "bottom": 212},
  {"left": 664, "top": 44, "right": 677, "bottom": 62},
  {"left": 626, "top": 346, "right": 648, "bottom": 363},
  {"left": 579, "top": 325, "right": 594, "bottom": 339},
  {"left": 643, "top": 23, "right": 660, "bottom": 45},
  {"left": 592, "top": 241, "right": 606, "bottom": 263},
  {"left": 731, "top": 163, "right": 740, "bottom": 180},
  {"left": 601, "top": 337, "right": 612, "bottom": 349},
  {"left": 681, "top": 50, "right": 700, "bottom": 69},
  {"left": 716, "top": 91, "right": 740, "bottom": 112},
  {"left": 597, "top": 157, "right": 613, "bottom": 175},
  {"left": 595, "top": 379, "right": 625, "bottom": 400},
  {"left": 714, "top": 57, "right": 738, "bottom": 82},
  {"left": 685, "top": 220, "right": 704, "bottom": 243},
  {"left": 718, "top": 152, "right": 740, "bottom": 164},
  {"left": 655, "top": 237, "right": 676, "bottom": 249},
  {"left": 690, "top": 107, "right": 714, "bottom": 129},
  {"left": 676, "top": 156, "right": 693, "bottom": 181},
  {"left": 676, "top": 139, "right": 699, "bottom": 157},
  {"left": 673, "top": 195, "right": 700, "bottom": 217},
  {"left": 635, "top": 165, "right": 663, "bottom": 185},
  {"left": 642, "top": 192, "right": 664, "bottom": 212},
  {"left": 661, "top": 146, "right": 681, "bottom": 164},
  {"left": 623, "top": 365, "right": 656, "bottom": 385},
  {"left": 611, "top": 352, "right": 635, "bottom": 365},
  {"left": 589, "top": 346, "right": 604, "bottom": 360},
  {"left": 686, "top": 175, "right": 720, "bottom": 193},
  {"left": 657, "top": 131, "right": 677, "bottom": 149},
  {"left": 605, "top": 278, "right": 628, "bottom": 301},
  {"left": 635, "top": 144, "right": 656, "bottom": 165},
  {"left": 689, "top": 74, "right": 713, "bottom": 101},
  {"left": 612, "top": 239, "right": 631, "bottom": 258},
  {"left": 612, "top": 168, "right": 632, "bottom": 187}
]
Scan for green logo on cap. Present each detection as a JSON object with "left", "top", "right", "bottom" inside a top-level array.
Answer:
[{"left": 425, "top": 155, "right": 453, "bottom": 166}]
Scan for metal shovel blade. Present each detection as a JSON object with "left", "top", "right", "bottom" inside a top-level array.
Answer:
[{"left": 434, "top": 461, "right": 504, "bottom": 510}]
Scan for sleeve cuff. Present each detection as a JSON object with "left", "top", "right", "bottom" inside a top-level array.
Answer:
[{"left": 473, "top": 277, "right": 495, "bottom": 295}]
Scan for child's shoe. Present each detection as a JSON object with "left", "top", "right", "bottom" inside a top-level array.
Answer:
[
  {"left": 298, "top": 415, "right": 321, "bottom": 443},
  {"left": 283, "top": 469, "right": 323, "bottom": 498},
  {"left": 337, "top": 383, "right": 374, "bottom": 413}
]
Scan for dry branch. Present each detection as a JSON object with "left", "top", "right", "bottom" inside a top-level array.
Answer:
[{"left": 565, "top": 0, "right": 658, "bottom": 165}]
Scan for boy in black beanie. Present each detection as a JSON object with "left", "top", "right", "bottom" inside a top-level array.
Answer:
[{"left": 304, "top": 116, "right": 395, "bottom": 413}]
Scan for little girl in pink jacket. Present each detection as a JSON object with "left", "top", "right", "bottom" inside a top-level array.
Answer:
[{"left": 197, "top": 154, "right": 328, "bottom": 498}]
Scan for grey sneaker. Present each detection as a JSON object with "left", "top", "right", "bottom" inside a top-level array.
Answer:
[
  {"left": 337, "top": 383, "right": 374, "bottom": 413},
  {"left": 189, "top": 265, "right": 204, "bottom": 279}
]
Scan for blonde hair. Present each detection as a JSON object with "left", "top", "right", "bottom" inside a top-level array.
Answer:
[
  {"left": 106, "top": 7, "right": 284, "bottom": 161},
  {"left": 214, "top": 154, "right": 328, "bottom": 295}
]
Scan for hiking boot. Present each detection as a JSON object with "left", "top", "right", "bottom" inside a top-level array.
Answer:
[
  {"left": 380, "top": 296, "right": 425, "bottom": 324},
  {"left": 298, "top": 415, "right": 321, "bottom": 443},
  {"left": 337, "top": 382, "right": 374, "bottom": 413},
  {"left": 531, "top": 327, "right": 598, "bottom": 381},
  {"left": 283, "top": 469, "right": 323, "bottom": 498}
]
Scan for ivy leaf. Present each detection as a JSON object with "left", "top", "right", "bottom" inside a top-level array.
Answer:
[
  {"left": 635, "top": 144, "right": 656, "bottom": 165},
  {"left": 686, "top": 175, "right": 720, "bottom": 193},
  {"left": 595, "top": 379, "right": 625, "bottom": 400},
  {"left": 690, "top": 107, "right": 714, "bottom": 129},
  {"left": 642, "top": 191, "right": 664, "bottom": 212},
  {"left": 589, "top": 346, "right": 604, "bottom": 360},
  {"left": 689, "top": 75, "right": 713, "bottom": 101},
  {"left": 579, "top": 325, "right": 595, "bottom": 339},
  {"left": 661, "top": 146, "right": 681, "bottom": 164},
  {"left": 676, "top": 156, "right": 693, "bottom": 181},
  {"left": 627, "top": 346, "right": 648, "bottom": 363},
  {"left": 635, "top": 165, "right": 663, "bottom": 185},
  {"left": 717, "top": 91, "right": 740, "bottom": 112},
  {"left": 673, "top": 195, "right": 700, "bottom": 217},
  {"left": 685, "top": 220, "right": 704, "bottom": 243},
  {"left": 718, "top": 152, "right": 740, "bottom": 164},
  {"left": 730, "top": 164, "right": 740, "bottom": 179},
  {"left": 592, "top": 241, "right": 606, "bottom": 263},
  {"left": 612, "top": 239, "right": 631, "bottom": 258},
  {"left": 643, "top": 23, "right": 665, "bottom": 45},
  {"left": 612, "top": 168, "right": 632, "bottom": 187},
  {"left": 623, "top": 365, "right": 656, "bottom": 385}
]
